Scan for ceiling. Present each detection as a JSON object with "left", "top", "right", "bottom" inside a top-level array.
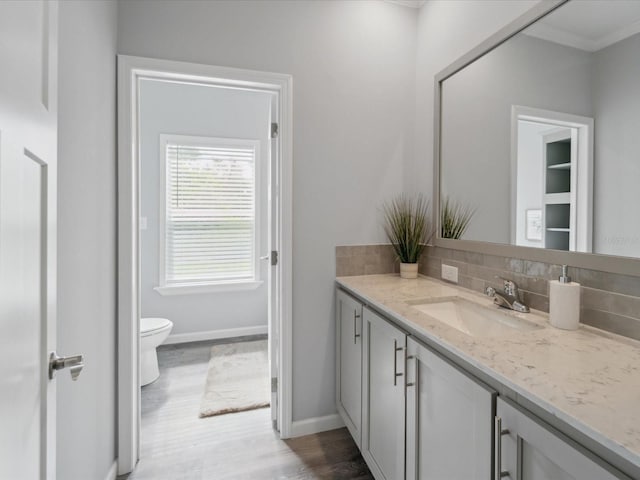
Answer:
[
  {"left": 383, "top": 0, "right": 426, "bottom": 9},
  {"left": 524, "top": 0, "right": 640, "bottom": 52}
]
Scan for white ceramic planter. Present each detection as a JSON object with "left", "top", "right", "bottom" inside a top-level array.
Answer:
[{"left": 400, "top": 262, "right": 418, "bottom": 279}]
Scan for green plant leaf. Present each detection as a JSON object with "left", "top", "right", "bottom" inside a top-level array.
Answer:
[
  {"left": 381, "top": 193, "right": 433, "bottom": 263},
  {"left": 440, "top": 196, "right": 476, "bottom": 240}
]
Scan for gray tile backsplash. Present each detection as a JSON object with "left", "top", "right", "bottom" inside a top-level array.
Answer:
[
  {"left": 335, "top": 244, "right": 399, "bottom": 277},
  {"left": 336, "top": 244, "right": 640, "bottom": 341},
  {"left": 420, "top": 246, "right": 640, "bottom": 341}
]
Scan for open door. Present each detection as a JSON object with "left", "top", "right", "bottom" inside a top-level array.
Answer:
[
  {"left": 268, "top": 97, "right": 280, "bottom": 430},
  {"left": 0, "top": 2, "right": 61, "bottom": 478}
]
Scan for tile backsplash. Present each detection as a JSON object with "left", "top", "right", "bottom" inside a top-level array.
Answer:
[
  {"left": 422, "top": 246, "right": 640, "bottom": 341},
  {"left": 336, "top": 244, "right": 640, "bottom": 341},
  {"left": 335, "top": 244, "right": 399, "bottom": 277}
]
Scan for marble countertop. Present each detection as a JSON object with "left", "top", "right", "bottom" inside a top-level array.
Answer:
[{"left": 336, "top": 274, "right": 640, "bottom": 470}]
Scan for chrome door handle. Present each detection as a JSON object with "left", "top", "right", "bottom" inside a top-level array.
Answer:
[
  {"left": 260, "top": 255, "right": 270, "bottom": 260},
  {"left": 49, "top": 352, "right": 84, "bottom": 381},
  {"left": 495, "top": 416, "right": 510, "bottom": 479}
]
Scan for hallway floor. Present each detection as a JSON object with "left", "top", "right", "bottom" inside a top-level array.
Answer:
[{"left": 118, "top": 338, "right": 372, "bottom": 480}]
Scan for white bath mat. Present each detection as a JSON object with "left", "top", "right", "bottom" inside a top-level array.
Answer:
[{"left": 199, "top": 339, "right": 270, "bottom": 418}]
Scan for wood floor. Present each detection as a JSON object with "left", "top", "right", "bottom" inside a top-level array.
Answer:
[{"left": 118, "top": 338, "right": 372, "bottom": 480}]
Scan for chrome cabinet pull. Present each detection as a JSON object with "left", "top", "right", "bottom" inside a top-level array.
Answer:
[
  {"left": 353, "top": 310, "right": 361, "bottom": 344},
  {"left": 406, "top": 355, "right": 416, "bottom": 387},
  {"left": 495, "top": 416, "right": 510, "bottom": 479},
  {"left": 393, "top": 340, "right": 404, "bottom": 386}
]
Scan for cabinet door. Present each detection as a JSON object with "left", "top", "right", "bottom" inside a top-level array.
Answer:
[
  {"left": 336, "top": 289, "right": 363, "bottom": 446},
  {"left": 362, "top": 307, "right": 406, "bottom": 480},
  {"left": 497, "top": 398, "right": 628, "bottom": 480},
  {"left": 406, "top": 337, "right": 494, "bottom": 480}
]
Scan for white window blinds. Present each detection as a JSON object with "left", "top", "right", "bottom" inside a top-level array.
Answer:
[{"left": 163, "top": 139, "right": 257, "bottom": 285}]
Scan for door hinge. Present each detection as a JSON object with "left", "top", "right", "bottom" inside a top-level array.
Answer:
[
  {"left": 271, "top": 377, "right": 278, "bottom": 393},
  {"left": 271, "top": 250, "right": 278, "bottom": 266},
  {"left": 271, "top": 122, "right": 279, "bottom": 139}
]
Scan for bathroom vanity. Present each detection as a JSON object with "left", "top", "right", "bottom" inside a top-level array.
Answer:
[
  {"left": 336, "top": 274, "right": 640, "bottom": 480},
  {"left": 336, "top": 1, "right": 640, "bottom": 477}
]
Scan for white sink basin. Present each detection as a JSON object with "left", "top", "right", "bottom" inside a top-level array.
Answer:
[{"left": 407, "top": 297, "right": 542, "bottom": 337}]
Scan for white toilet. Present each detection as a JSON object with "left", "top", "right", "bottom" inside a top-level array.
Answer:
[{"left": 140, "top": 317, "right": 173, "bottom": 386}]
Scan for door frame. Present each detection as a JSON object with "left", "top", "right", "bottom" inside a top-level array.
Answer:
[
  {"left": 509, "top": 105, "right": 594, "bottom": 253},
  {"left": 116, "top": 55, "right": 293, "bottom": 475}
]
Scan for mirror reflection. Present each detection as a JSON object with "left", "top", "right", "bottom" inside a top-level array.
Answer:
[{"left": 440, "top": 0, "right": 640, "bottom": 258}]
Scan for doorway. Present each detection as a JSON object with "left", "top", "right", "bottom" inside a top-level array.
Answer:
[
  {"left": 117, "top": 56, "right": 293, "bottom": 476},
  {"left": 510, "top": 105, "right": 594, "bottom": 253}
]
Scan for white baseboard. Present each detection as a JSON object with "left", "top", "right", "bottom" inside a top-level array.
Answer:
[
  {"left": 104, "top": 460, "right": 118, "bottom": 480},
  {"left": 164, "top": 325, "right": 268, "bottom": 345},
  {"left": 289, "top": 413, "right": 345, "bottom": 438}
]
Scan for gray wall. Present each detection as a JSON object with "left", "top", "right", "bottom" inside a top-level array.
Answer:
[
  {"left": 515, "top": 121, "right": 548, "bottom": 248},
  {"left": 592, "top": 33, "right": 640, "bottom": 257},
  {"left": 57, "top": 1, "right": 117, "bottom": 479},
  {"left": 440, "top": 34, "right": 593, "bottom": 244},
  {"left": 139, "top": 79, "right": 270, "bottom": 336},
  {"left": 411, "top": 0, "right": 540, "bottom": 199},
  {"left": 118, "top": 0, "right": 417, "bottom": 422}
]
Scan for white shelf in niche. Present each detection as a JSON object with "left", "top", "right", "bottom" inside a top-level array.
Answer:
[
  {"left": 546, "top": 228, "right": 570, "bottom": 232},
  {"left": 544, "top": 192, "right": 571, "bottom": 204},
  {"left": 547, "top": 162, "right": 571, "bottom": 170}
]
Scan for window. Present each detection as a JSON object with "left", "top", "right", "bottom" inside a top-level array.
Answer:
[{"left": 158, "top": 134, "right": 261, "bottom": 293}]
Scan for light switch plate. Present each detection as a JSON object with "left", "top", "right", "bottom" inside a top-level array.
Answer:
[
  {"left": 140, "top": 217, "right": 148, "bottom": 231},
  {"left": 442, "top": 264, "right": 458, "bottom": 283}
]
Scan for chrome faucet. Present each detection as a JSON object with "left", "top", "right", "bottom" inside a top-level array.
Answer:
[{"left": 485, "top": 276, "right": 530, "bottom": 313}]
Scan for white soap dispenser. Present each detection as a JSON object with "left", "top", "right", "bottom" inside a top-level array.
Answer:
[{"left": 549, "top": 265, "right": 581, "bottom": 330}]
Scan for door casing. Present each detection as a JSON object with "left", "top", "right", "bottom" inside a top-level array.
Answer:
[
  {"left": 509, "top": 105, "right": 594, "bottom": 253},
  {"left": 116, "top": 55, "right": 293, "bottom": 475}
]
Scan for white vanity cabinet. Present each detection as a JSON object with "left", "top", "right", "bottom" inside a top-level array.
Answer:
[
  {"left": 335, "top": 289, "right": 364, "bottom": 446},
  {"left": 496, "top": 398, "right": 629, "bottom": 480},
  {"left": 362, "top": 306, "right": 407, "bottom": 480},
  {"left": 336, "top": 284, "right": 638, "bottom": 480},
  {"left": 406, "top": 337, "right": 495, "bottom": 480}
]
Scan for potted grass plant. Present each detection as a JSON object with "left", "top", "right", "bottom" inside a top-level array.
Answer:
[
  {"left": 440, "top": 196, "right": 476, "bottom": 239},
  {"left": 382, "top": 193, "right": 432, "bottom": 279}
]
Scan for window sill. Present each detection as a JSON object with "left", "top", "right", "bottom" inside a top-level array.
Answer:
[{"left": 154, "top": 281, "right": 264, "bottom": 296}]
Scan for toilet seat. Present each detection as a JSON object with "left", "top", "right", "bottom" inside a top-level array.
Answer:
[{"left": 141, "top": 317, "right": 172, "bottom": 337}]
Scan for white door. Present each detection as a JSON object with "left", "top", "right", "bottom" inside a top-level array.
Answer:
[
  {"left": 0, "top": 2, "right": 58, "bottom": 479},
  {"left": 268, "top": 96, "right": 280, "bottom": 428}
]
